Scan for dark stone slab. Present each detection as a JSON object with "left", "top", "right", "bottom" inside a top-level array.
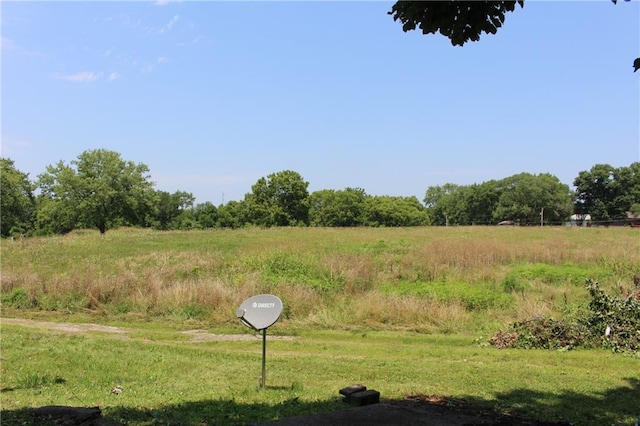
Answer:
[
  {"left": 349, "top": 389, "right": 380, "bottom": 406},
  {"left": 339, "top": 384, "right": 367, "bottom": 398}
]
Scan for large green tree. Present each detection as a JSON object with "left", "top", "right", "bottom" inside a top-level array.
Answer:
[
  {"left": 245, "top": 170, "right": 310, "bottom": 227},
  {"left": 424, "top": 183, "right": 470, "bottom": 225},
  {"left": 465, "top": 181, "right": 501, "bottom": 225},
  {"left": 493, "top": 173, "right": 573, "bottom": 225},
  {"left": 0, "top": 158, "right": 36, "bottom": 237},
  {"left": 191, "top": 202, "right": 219, "bottom": 229},
  {"left": 308, "top": 187, "right": 367, "bottom": 227},
  {"left": 151, "top": 190, "right": 195, "bottom": 230},
  {"left": 362, "top": 195, "right": 430, "bottom": 227},
  {"left": 389, "top": 0, "right": 639, "bottom": 72},
  {"left": 217, "top": 200, "right": 249, "bottom": 229},
  {"left": 573, "top": 162, "right": 640, "bottom": 222},
  {"left": 37, "top": 149, "right": 156, "bottom": 234},
  {"left": 425, "top": 173, "right": 572, "bottom": 225}
]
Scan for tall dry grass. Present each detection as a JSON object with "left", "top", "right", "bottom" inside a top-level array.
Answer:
[{"left": 1, "top": 227, "right": 638, "bottom": 332}]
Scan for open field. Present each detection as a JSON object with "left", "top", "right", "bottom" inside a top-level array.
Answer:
[
  {"left": 1, "top": 226, "right": 639, "bottom": 332},
  {"left": 1, "top": 227, "right": 639, "bottom": 424}
]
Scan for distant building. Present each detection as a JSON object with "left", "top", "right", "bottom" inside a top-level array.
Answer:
[{"left": 567, "top": 214, "right": 592, "bottom": 227}]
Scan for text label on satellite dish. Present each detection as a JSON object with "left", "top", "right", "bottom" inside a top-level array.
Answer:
[{"left": 236, "top": 294, "right": 283, "bottom": 331}]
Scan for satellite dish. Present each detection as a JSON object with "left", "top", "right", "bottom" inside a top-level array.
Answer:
[
  {"left": 236, "top": 294, "right": 283, "bottom": 388},
  {"left": 236, "top": 294, "right": 283, "bottom": 331}
]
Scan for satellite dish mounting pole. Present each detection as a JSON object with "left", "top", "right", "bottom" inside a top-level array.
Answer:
[
  {"left": 261, "top": 328, "right": 267, "bottom": 388},
  {"left": 236, "top": 294, "right": 283, "bottom": 390}
]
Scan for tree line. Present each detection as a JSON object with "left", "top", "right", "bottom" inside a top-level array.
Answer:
[{"left": 1, "top": 149, "right": 639, "bottom": 237}]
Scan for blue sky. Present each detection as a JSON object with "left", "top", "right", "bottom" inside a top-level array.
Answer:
[{"left": 2, "top": 1, "right": 639, "bottom": 205}]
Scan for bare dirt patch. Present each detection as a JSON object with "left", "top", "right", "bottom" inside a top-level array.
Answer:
[
  {"left": 2, "top": 317, "right": 127, "bottom": 335},
  {"left": 1, "top": 318, "right": 295, "bottom": 342}
]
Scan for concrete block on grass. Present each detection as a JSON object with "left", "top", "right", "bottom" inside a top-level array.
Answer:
[
  {"left": 349, "top": 389, "right": 380, "bottom": 406},
  {"left": 339, "top": 384, "right": 367, "bottom": 399}
]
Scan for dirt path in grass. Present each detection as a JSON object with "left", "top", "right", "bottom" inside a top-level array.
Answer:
[
  {"left": 2, "top": 317, "right": 128, "bottom": 335},
  {"left": 0, "top": 317, "right": 295, "bottom": 342}
]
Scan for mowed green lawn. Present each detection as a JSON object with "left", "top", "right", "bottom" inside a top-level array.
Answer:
[
  {"left": 1, "top": 323, "right": 638, "bottom": 425},
  {"left": 1, "top": 227, "right": 639, "bottom": 425}
]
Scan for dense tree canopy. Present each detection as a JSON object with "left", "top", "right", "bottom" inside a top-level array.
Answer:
[
  {"left": 308, "top": 189, "right": 429, "bottom": 227},
  {"left": 216, "top": 200, "right": 249, "bottom": 229},
  {"left": 3, "top": 147, "right": 639, "bottom": 236},
  {"left": 424, "top": 183, "right": 466, "bottom": 225},
  {"left": 191, "top": 202, "right": 219, "bottom": 229},
  {"left": 0, "top": 158, "right": 36, "bottom": 237},
  {"left": 424, "top": 173, "right": 573, "bottom": 225},
  {"left": 308, "top": 188, "right": 367, "bottom": 227},
  {"left": 389, "top": 0, "right": 638, "bottom": 71},
  {"left": 245, "top": 170, "right": 310, "bottom": 227},
  {"left": 573, "top": 162, "right": 640, "bottom": 222},
  {"left": 151, "top": 190, "right": 196, "bottom": 230},
  {"left": 389, "top": 1, "right": 524, "bottom": 46},
  {"left": 363, "top": 195, "right": 430, "bottom": 227},
  {"left": 37, "top": 149, "right": 156, "bottom": 234},
  {"left": 493, "top": 173, "right": 573, "bottom": 225}
]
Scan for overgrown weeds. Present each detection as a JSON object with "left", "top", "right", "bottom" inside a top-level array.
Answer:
[
  {"left": 490, "top": 279, "right": 640, "bottom": 354},
  {"left": 1, "top": 227, "right": 638, "bottom": 333}
]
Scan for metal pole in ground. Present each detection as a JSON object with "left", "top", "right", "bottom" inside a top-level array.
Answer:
[{"left": 261, "top": 328, "right": 267, "bottom": 388}]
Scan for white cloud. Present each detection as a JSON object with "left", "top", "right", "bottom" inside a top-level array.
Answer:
[
  {"left": 54, "top": 71, "right": 102, "bottom": 82},
  {"left": 108, "top": 72, "right": 121, "bottom": 81},
  {"left": 168, "top": 15, "right": 179, "bottom": 30},
  {"left": 160, "top": 15, "right": 180, "bottom": 33}
]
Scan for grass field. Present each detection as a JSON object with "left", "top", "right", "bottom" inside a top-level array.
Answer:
[
  {"left": 1, "top": 226, "right": 639, "bottom": 425},
  {"left": 1, "top": 323, "right": 639, "bottom": 425}
]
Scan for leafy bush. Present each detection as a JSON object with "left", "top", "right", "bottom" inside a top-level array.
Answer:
[
  {"left": 502, "top": 275, "right": 526, "bottom": 293},
  {"left": 491, "top": 279, "right": 640, "bottom": 354},
  {"left": 582, "top": 279, "right": 640, "bottom": 353}
]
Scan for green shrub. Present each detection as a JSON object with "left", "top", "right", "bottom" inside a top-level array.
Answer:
[
  {"left": 502, "top": 275, "right": 526, "bottom": 293},
  {"left": 491, "top": 279, "right": 640, "bottom": 354},
  {"left": 1, "top": 287, "right": 36, "bottom": 309},
  {"left": 583, "top": 279, "right": 640, "bottom": 354}
]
